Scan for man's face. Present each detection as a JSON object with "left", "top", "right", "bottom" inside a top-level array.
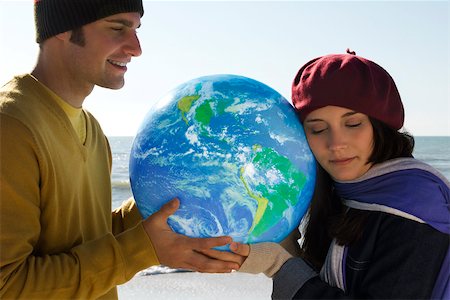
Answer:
[{"left": 64, "top": 12, "right": 142, "bottom": 90}]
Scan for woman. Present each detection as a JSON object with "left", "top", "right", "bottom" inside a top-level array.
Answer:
[{"left": 230, "top": 51, "right": 450, "bottom": 299}]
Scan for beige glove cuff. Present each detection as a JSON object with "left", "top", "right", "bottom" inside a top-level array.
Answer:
[{"left": 238, "top": 242, "right": 293, "bottom": 277}]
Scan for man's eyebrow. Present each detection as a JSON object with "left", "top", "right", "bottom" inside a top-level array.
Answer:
[{"left": 105, "top": 18, "right": 141, "bottom": 28}]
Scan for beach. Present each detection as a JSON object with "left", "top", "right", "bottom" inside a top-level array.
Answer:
[
  {"left": 110, "top": 136, "right": 275, "bottom": 299},
  {"left": 118, "top": 269, "right": 272, "bottom": 299},
  {"left": 110, "top": 136, "right": 450, "bottom": 299}
]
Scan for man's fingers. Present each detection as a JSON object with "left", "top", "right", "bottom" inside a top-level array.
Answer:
[
  {"left": 144, "top": 203, "right": 249, "bottom": 273},
  {"left": 198, "top": 248, "right": 245, "bottom": 267},
  {"left": 188, "top": 235, "right": 233, "bottom": 251},
  {"left": 158, "top": 198, "right": 180, "bottom": 217},
  {"left": 146, "top": 198, "right": 180, "bottom": 226},
  {"left": 184, "top": 251, "right": 239, "bottom": 273},
  {"left": 229, "top": 242, "right": 250, "bottom": 256},
  {"left": 165, "top": 235, "right": 241, "bottom": 272}
]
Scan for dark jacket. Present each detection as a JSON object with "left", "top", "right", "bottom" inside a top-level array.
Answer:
[{"left": 273, "top": 209, "right": 449, "bottom": 299}]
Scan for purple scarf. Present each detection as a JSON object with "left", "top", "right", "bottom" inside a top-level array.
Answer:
[{"left": 333, "top": 158, "right": 450, "bottom": 298}]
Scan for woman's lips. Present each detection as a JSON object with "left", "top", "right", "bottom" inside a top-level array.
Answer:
[{"left": 330, "top": 157, "right": 355, "bottom": 165}]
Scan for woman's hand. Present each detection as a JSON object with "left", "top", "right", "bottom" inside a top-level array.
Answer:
[{"left": 229, "top": 241, "right": 293, "bottom": 277}]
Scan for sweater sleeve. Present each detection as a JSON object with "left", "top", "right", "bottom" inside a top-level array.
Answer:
[
  {"left": 0, "top": 115, "right": 159, "bottom": 299},
  {"left": 111, "top": 197, "right": 144, "bottom": 235}
]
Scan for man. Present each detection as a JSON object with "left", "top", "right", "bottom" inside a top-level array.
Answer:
[{"left": 0, "top": 0, "right": 240, "bottom": 298}]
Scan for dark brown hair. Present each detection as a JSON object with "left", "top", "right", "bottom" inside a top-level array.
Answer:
[
  {"left": 300, "top": 118, "right": 415, "bottom": 270},
  {"left": 69, "top": 27, "right": 86, "bottom": 47},
  {"left": 369, "top": 118, "right": 414, "bottom": 164}
]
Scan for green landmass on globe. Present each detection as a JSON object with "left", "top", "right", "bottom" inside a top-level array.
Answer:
[
  {"left": 240, "top": 145, "right": 307, "bottom": 240},
  {"left": 130, "top": 74, "right": 316, "bottom": 245}
]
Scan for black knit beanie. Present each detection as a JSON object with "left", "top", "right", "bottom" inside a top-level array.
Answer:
[{"left": 34, "top": 0, "right": 144, "bottom": 43}]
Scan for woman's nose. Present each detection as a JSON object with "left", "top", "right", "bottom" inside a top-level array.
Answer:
[{"left": 328, "top": 130, "right": 347, "bottom": 151}]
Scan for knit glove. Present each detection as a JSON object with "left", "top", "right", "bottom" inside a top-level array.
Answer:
[{"left": 238, "top": 242, "right": 293, "bottom": 277}]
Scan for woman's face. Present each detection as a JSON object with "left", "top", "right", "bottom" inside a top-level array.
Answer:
[{"left": 303, "top": 106, "right": 374, "bottom": 181}]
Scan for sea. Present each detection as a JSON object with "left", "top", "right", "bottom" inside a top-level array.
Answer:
[
  {"left": 110, "top": 136, "right": 450, "bottom": 210},
  {"left": 110, "top": 136, "right": 449, "bottom": 284}
]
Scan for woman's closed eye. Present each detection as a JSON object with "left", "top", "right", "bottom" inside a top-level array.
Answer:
[
  {"left": 309, "top": 126, "right": 328, "bottom": 135},
  {"left": 346, "top": 122, "right": 362, "bottom": 128}
]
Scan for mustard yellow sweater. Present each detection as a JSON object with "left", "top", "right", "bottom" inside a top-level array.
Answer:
[{"left": 0, "top": 75, "right": 159, "bottom": 299}]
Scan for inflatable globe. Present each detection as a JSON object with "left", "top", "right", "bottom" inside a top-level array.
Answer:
[{"left": 130, "top": 74, "right": 316, "bottom": 245}]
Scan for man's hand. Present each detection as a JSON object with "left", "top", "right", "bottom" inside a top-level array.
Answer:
[
  {"left": 229, "top": 241, "right": 249, "bottom": 266},
  {"left": 142, "top": 198, "right": 243, "bottom": 273}
]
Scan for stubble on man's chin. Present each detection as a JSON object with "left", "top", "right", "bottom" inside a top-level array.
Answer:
[{"left": 98, "top": 80, "right": 126, "bottom": 90}]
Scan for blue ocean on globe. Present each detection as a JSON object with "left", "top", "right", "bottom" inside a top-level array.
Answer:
[{"left": 129, "top": 74, "right": 316, "bottom": 245}]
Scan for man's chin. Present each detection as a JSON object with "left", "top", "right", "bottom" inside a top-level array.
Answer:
[{"left": 98, "top": 81, "right": 125, "bottom": 90}]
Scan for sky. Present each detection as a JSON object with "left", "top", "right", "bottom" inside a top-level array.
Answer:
[{"left": 0, "top": 0, "right": 448, "bottom": 136}]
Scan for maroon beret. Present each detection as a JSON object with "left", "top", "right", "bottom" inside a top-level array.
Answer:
[{"left": 291, "top": 52, "right": 404, "bottom": 130}]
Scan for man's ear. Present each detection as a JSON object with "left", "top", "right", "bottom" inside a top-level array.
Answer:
[{"left": 55, "top": 31, "right": 71, "bottom": 42}]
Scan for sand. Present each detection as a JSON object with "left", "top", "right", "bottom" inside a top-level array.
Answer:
[{"left": 118, "top": 267, "right": 272, "bottom": 300}]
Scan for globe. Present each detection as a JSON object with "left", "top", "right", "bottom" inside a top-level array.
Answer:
[{"left": 129, "top": 74, "right": 316, "bottom": 246}]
